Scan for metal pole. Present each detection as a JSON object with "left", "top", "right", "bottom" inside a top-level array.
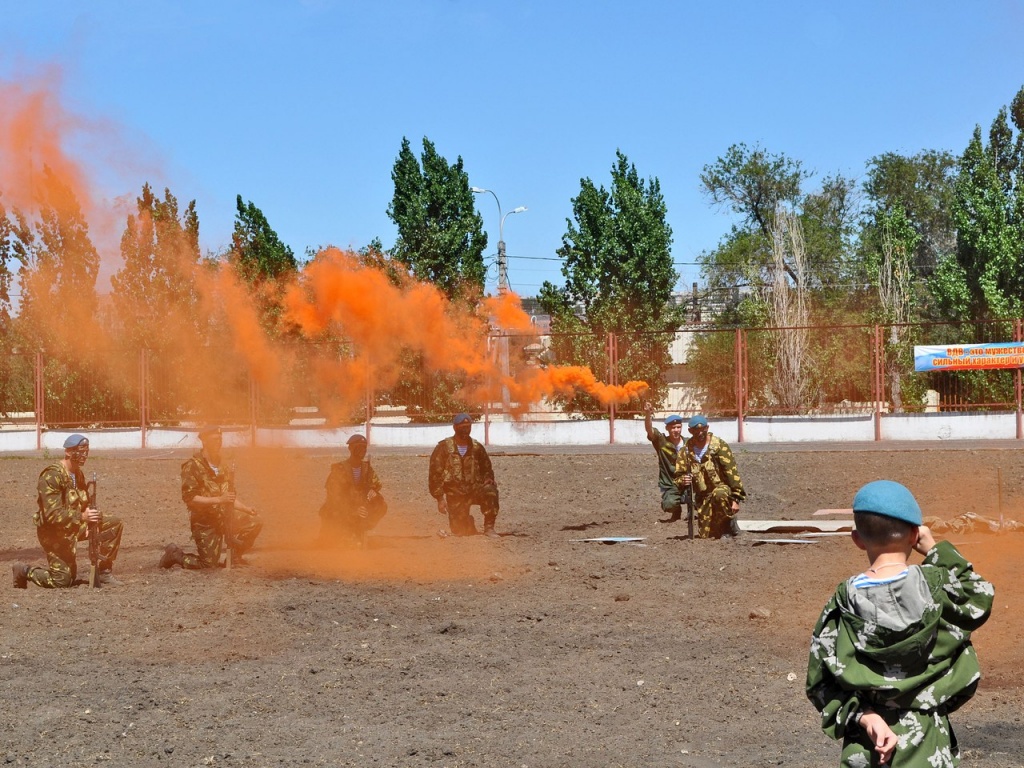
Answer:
[
  {"left": 873, "top": 325, "right": 883, "bottom": 442},
  {"left": 484, "top": 334, "right": 492, "bottom": 447},
  {"left": 606, "top": 331, "right": 614, "bottom": 444},
  {"left": 140, "top": 349, "right": 148, "bottom": 449},
  {"left": 497, "top": 238, "right": 507, "bottom": 294},
  {"left": 249, "top": 376, "right": 258, "bottom": 448},
  {"left": 735, "top": 329, "right": 746, "bottom": 443},
  {"left": 1016, "top": 319, "right": 1022, "bottom": 440},
  {"left": 35, "top": 351, "right": 43, "bottom": 451}
]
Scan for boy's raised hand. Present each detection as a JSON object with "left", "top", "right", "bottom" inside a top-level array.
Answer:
[{"left": 914, "top": 525, "right": 937, "bottom": 556}]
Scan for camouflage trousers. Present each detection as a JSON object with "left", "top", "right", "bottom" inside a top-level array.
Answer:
[
  {"left": 27, "top": 517, "right": 124, "bottom": 588},
  {"left": 319, "top": 496, "right": 387, "bottom": 544},
  {"left": 660, "top": 484, "right": 691, "bottom": 520},
  {"left": 182, "top": 508, "right": 263, "bottom": 569},
  {"left": 443, "top": 484, "right": 499, "bottom": 536},
  {"left": 693, "top": 486, "right": 737, "bottom": 539}
]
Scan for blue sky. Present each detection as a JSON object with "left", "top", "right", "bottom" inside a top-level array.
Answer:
[{"left": 4, "top": 0, "right": 1024, "bottom": 296}]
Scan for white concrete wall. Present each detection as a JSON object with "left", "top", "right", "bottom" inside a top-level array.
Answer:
[{"left": 1, "top": 411, "right": 1020, "bottom": 452}]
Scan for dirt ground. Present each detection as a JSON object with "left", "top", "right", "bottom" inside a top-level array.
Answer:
[{"left": 1, "top": 441, "right": 1022, "bottom": 767}]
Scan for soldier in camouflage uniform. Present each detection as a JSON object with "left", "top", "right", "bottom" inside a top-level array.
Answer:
[
  {"left": 428, "top": 413, "right": 499, "bottom": 537},
  {"left": 12, "top": 434, "right": 124, "bottom": 589},
  {"left": 317, "top": 434, "right": 387, "bottom": 548},
  {"left": 679, "top": 415, "right": 745, "bottom": 539},
  {"left": 807, "top": 481, "right": 994, "bottom": 767},
  {"left": 643, "top": 402, "right": 689, "bottom": 522},
  {"left": 159, "top": 426, "right": 262, "bottom": 569}
]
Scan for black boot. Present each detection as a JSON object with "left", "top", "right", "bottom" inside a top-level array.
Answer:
[
  {"left": 12, "top": 563, "right": 29, "bottom": 589},
  {"left": 159, "top": 544, "right": 184, "bottom": 569}
]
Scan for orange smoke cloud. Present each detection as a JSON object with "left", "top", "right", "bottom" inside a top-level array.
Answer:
[
  {"left": 1, "top": 72, "right": 645, "bottom": 420},
  {"left": 277, "top": 248, "right": 648, "bottom": 415},
  {"left": 0, "top": 72, "right": 93, "bottom": 219}
]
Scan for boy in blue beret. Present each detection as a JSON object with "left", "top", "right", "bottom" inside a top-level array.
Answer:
[{"left": 806, "top": 480, "right": 994, "bottom": 767}]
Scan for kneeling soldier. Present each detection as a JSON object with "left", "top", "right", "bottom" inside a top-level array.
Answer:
[
  {"left": 428, "top": 413, "right": 500, "bottom": 537},
  {"left": 12, "top": 434, "right": 124, "bottom": 588},
  {"left": 317, "top": 434, "right": 387, "bottom": 548},
  {"left": 160, "top": 426, "right": 262, "bottom": 569}
]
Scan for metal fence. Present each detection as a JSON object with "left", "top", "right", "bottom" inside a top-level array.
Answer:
[{"left": 2, "top": 319, "right": 1022, "bottom": 445}]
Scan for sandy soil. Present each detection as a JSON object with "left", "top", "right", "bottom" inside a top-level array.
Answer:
[{"left": 1, "top": 442, "right": 1022, "bottom": 767}]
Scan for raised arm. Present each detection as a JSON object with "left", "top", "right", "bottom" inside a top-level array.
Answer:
[{"left": 643, "top": 401, "right": 657, "bottom": 440}]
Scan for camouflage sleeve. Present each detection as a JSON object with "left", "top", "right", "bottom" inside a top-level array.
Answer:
[
  {"left": 367, "top": 463, "right": 383, "bottom": 494},
  {"left": 181, "top": 459, "right": 203, "bottom": 506},
  {"left": 323, "top": 464, "right": 347, "bottom": 507},
  {"left": 714, "top": 439, "right": 746, "bottom": 501},
  {"left": 428, "top": 442, "right": 446, "bottom": 499},
  {"left": 36, "top": 466, "right": 77, "bottom": 529},
  {"left": 806, "top": 593, "right": 862, "bottom": 741},
  {"left": 924, "top": 540, "right": 995, "bottom": 631},
  {"left": 476, "top": 444, "right": 495, "bottom": 485}
]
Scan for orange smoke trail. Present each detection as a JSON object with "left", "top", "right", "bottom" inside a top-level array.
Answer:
[
  {"left": 511, "top": 365, "right": 649, "bottom": 408},
  {"left": 281, "top": 248, "right": 649, "bottom": 413}
]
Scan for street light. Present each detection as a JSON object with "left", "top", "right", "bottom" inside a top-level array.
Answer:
[
  {"left": 471, "top": 186, "right": 527, "bottom": 294},
  {"left": 472, "top": 186, "right": 527, "bottom": 419}
]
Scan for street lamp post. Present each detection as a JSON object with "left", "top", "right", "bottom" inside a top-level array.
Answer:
[
  {"left": 471, "top": 187, "right": 526, "bottom": 294},
  {"left": 472, "top": 187, "right": 527, "bottom": 418}
]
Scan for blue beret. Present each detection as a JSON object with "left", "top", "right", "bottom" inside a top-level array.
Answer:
[
  {"left": 453, "top": 413, "right": 472, "bottom": 425},
  {"left": 688, "top": 415, "right": 709, "bottom": 428},
  {"left": 198, "top": 425, "right": 222, "bottom": 440},
  {"left": 852, "top": 480, "right": 922, "bottom": 525},
  {"left": 664, "top": 415, "right": 683, "bottom": 426},
  {"left": 63, "top": 434, "right": 89, "bottom": 449},
  {"left": 346, "top": 434, "right": 367, "bottom": 445}
]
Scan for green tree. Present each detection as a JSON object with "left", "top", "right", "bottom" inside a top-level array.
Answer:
[
  {"left": 870, "top": 203, "right": 925, "bottom": 412},
  {"left": 927, "top": 87, "right": 1024, "bottom": 410},
  {"left": 539, "top": 150, "right": 681, "bottom": 412},
  {"left": 694, "top": 145, "right": 861, "bottom": 413},
  {"left": 13, "top": 167, "right": 124, "bottom": 424},
  {"left": 386, "top": 137, "right": 487, "bottom": 300},
  {"left": 0, "top": 194, "right": 30, "bottom": 339},
  {"left": 861, "top": 150, "right": 957, "bottom": 279},
  {"left": 0, "top": 196, "right": 33, "bottom": 416},
  {"left": 227, "top": 195, "right": 298, "bottom": 337},
  {"left": 17, "top": 167, "right": 100, "bottom": 356},
  {"left": 698, "top": 143, "right": 856, "bottom": 307},
  {"left": 931, "top": 109, "right": 1024, "bottom": 323},
  {"left": 231, "top": 195, "right": 298, "bottom": 283},
  {"left": 111, "top": 184, "right": 201, "bottom": 351}
]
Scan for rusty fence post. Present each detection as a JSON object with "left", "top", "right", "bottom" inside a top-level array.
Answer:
[
  {"left": 484, "top": 334, "right": 492, "bottom": 447},
  {"left": 872, "top": 325, "right": 883, "bottom": 442},
  {"left": 607, "top": 332, "right": 617, "bottom": 444},
  {"left": 139, "top": 348, "right": 148, "bottom": 449},
  {"left": 35, "top": 351, "right": 44, "bottom": 451},
  {"left": 249, "top": 375, "right": 258, "bottom": 448},
  {"left": 734, "top": 328, "right": 746, "bottom": 443},
  {"left": 1016, "top": 319, "right": 1022, "bottom": 440}
]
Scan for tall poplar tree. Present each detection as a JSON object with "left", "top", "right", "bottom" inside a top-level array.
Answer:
[
  {"left": 539, "top": 150, "right": 680, "bottom": 410},
  {"left": 931, "top": 88, "right": 1024, "bottom": 323},
  {"left": 387, "top": 137, "right": 487, "bottom": 301},
  {"left": 111, "top": 184, "right": 201, "bottom": 352}
]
